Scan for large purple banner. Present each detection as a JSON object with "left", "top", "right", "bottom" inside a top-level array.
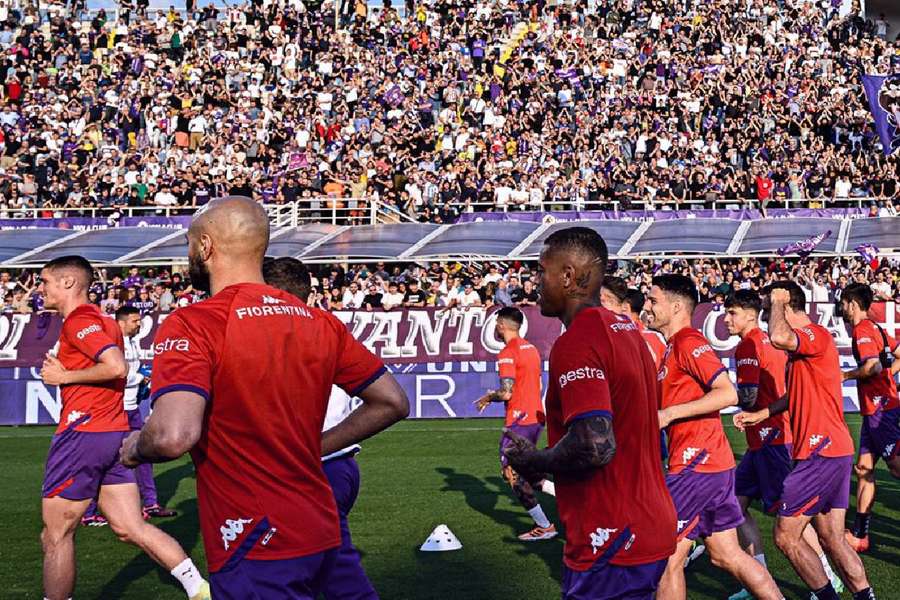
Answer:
[
  {"left": 456, "top": 207, "right": 866, "bottom": 223},
  {"left": 2, "top": 303, "right": 897, "bottom": 424}
]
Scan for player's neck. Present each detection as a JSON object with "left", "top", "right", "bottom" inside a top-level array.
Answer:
[
  {"left": 662, "top": 317, "right": 691, "bottom": 342},
  {"left": 58, "top": 296, "right": 89, "bottom": 319},
  {"left": 209, "top": 266, "right": 266, "bottom": 296},
  {"left": 561, "top": 299, "right": 599, "bottom": 328},
  {"left": 738, "top": 324, "right": 758, "bottom": 339},
  {"left": 848, "top": 311, "right": 867, "bottom": 327}
]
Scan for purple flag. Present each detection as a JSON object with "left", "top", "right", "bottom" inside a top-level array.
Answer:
[
  {"left": 855, "top": 243, "right": 880, "bottom": 270},
  {"left": 861, "top": 74, "right": 900, "bottom": 155},
  {"left": 383, "top": 84, "right": 405, "bottom": 107},
  {"left": 777, "top": 230, "right": 832, "bottom": 258}
]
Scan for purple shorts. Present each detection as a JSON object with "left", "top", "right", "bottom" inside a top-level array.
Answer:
[
  {"left": 561, "top": 558, "right": 667, "bottom": 600},
  {"left": 858, "top": 409, "right": 900, "bottom": 463},
  {"left": 322, "top": 455, "right": 377, "bottom": 600},
  {"left": 734, "top": 444, "right": 793, "bottom": 513},
  {"left": 126, "top": 407, "right": 144, "bottom": 430},
  {"left": 42, "top": 427, "right": 134, "bottom": 500},
  {"left": 210, "top": 550, "right": 338, "bottom": 600},
  {"left": 500, "top": 423, "right": 543, "bottom": 469},
  {"left": 666, "top": 469, "right": 744, "bottom": 541},
  {"left": 778, "top": 455, "right": 852, "bottom": 517}
]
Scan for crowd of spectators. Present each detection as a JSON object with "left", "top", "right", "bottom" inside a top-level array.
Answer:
[
  {"left": 3, "top": 254, "right": 899, "bottom": 316},
  {"left": 0, "top": 0, "right": 899, "bottom": 222}
]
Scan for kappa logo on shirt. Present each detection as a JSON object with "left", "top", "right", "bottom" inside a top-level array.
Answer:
[
  {"left": 808, "top": 434, "right": 830, "bottom": 450},
  {"left": 66, "top": 410, "right": 85, "bottom": 425},
  {"left": 589, "top": 527, "right": 618, "bottom": 554},
  {"left": 262, "top": 295, "right": 284, "bottom": 305},
  {"left": 558, "top": 366, "right": 605, "bottom": 389},
  {"left": 76, "top": 324, "right": 102, "bottom": 340},
  {"left": 676, "top": 519, "right": 690, "bottom": 532},
  {"left": 220, "top": 518, "right": 253, "bottom": 551},
  {"left": 682, "top": 447, "right": 707, "bottom": 464},
  {"left": 872, "top": 396, "right": 884, "bottom": 409}
]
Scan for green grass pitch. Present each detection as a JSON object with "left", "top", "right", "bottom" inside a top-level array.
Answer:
[{"left": 1, "top": 416, "right": 898, "bottom": 599}]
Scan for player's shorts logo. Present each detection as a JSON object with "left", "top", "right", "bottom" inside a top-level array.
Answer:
[
  {"left": 558, "top": 366, "right": 605, "bottom": 389},
  {"left": 220, "top": 517, "right": 253, "bottom": 551},
  {"left": 677, "top": 519, "right": 689, "bottom": 531},
  {"left": 884, "top": 443, "right": 895, "bottom": 459},
  {"left": 589, "top": 527, "right": 618, "bottom": 554}
]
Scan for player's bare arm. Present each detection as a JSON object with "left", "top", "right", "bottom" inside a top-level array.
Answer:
[
  {"left": 40, "top": 347, "right": 127, "bottom": 386},
  {"left": 474, "top": 377, "right": 514, "bottom": 412},
  {"left": 842, "top": 357, "right": 883, "bottom": 382},
  {"left": 766, "top": 290, "right": 799, "bottom": 352},
  {"left": 120, "top": 389, "right": 207, "bottom": 466},
  {"left": 658, "top": 370, "right": 737, "bottom": 428},
  {"left": 733, "top": 393, "right": 788, "bottom": 431},
  {"left": 736, "top": 385, "right": 759, "bottom": 410},
  {"left": 504, "top": 415, "right": 615, "bottom": 477},
  {"left": 321, "top": 372, "right": 409, "bottom": 456}
]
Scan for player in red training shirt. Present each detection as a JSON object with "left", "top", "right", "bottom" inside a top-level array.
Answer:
[
  {"left": 839, "top": 283, "right": 900, "bottom": 553},
  {"left": 119, "top": 197, "right": 409, "bottom": 599},
  {"left": 647, "top": 275, "right": 781, "bottom": 600},
  {"left": 504, "top": 227, "right": 676, "bottom": 599},
  {"left": 725, "top": 290, "right": 842, "bottom": 600},
  {"left": 474, "top": 306, "right": 556, "bottom": 541},
  {"left": 38, "top": 256, "right": 209, "bottom": 600},
  {"left": 736, "top": 282, "right": 874, "bottom": 600},
  {"left": 601, "top": 277, "right": 666, "bottom": 370}
]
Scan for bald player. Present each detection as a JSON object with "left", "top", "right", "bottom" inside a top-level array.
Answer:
[
  {"left": 38, "top": 255, "right": 209, "bottom": 600},
  {"left": 119, "top": 197, "right": 409, "bottom": 599}
]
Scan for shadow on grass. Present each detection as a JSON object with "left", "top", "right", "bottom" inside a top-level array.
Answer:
[
  {"left": 97, "top": 462, "right": 200, "bottom": 598},
  {"left": 434, "top": 467, "right": 563, "bottom": 588}
]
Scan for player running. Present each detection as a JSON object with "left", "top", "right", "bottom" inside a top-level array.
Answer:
[
  {"left": 119, "top": 197, "right": 409, "bottom": 599},
  {"left": 474, "top": 306, "right": 556, "bottom": 542},
  {"left": 647, "top": 275, "right": 782, "bottom": 600},
  {"left": 601, "top": 278, "right": 666, "bottom": 370},
  {"left": 736, "top": 282, "right": 874, "bottom": 600},
  {"left": 839, "top": 283, "right": 900, "bottom": 553},
  {"left": 724, "top": 290, "right": 842, "bottom": 600},
  {"left": 504, "top": 227, "right": 677, "bottom": 599},
  {"left": 263, "top": 256, "right": 379, "bottom": 600},
  {"left": 38, "top": 256, "right": 209, "bottom": 600},
  {"left": 82, "top": 305, "right": 177, "bottom": 527}
]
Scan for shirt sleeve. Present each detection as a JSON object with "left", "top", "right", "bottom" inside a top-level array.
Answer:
[
  {"left": 678, "top": 334, "right": 726, "bottom": 391},
  {"left": 330, "top": 315, "right": 387, "bottom": 396},
  {"left": 555, "top": 334, "right": 613, "bottom": 425},
  {"left": 63, "top": 312, "right": 119, "bottom": 362},
  {"left": 793, "top": 326, "right": 824, "bottom": 358},
  {"left": 734, "top": 338, "right": 760, "bottom": 389},
  {"left": 498, "top": 346, "right": 516, "bottom": 380},
  {"left": 149, "top": 313, "right": 213, "bottom": 404},
  {"left": 854, "top": 321, "right": 883, "bottom": 362}
]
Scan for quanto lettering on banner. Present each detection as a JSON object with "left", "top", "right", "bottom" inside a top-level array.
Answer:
[{"left": 0, "top": 303, "right": 898, "bottom": 424}]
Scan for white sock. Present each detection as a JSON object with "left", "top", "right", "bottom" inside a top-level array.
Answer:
[
  {"left": 753, "top": 553, "right": 767, "bottom": 568},
  {"left": 540, "top": 480, "right": 556, "bottom": 496},
  {"left": 819, "top": 553, "right": 836, "bottom": 577},
  {"left": 528, "top": 505, "right": 551, "bottom": 528},
  {"left": 171, "top": 558, "right": 205, "bottom": 598}
]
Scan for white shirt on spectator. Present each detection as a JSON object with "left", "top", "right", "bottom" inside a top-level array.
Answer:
[{"left": 342, "top": 289, "right": 365, "bottom": 308}]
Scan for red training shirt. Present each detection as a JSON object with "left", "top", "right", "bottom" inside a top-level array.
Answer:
[
  {"left": 497, "top": 337, "right": 543, "bottom": 427},
  {"left": 850, "top": 319, "right": 899, "bottom": 416},
  {"left": 734, "top": 328, "right": 791, "bottom": 450},
  {"left": 55, "top": 304, "right": 127, "bottom": 434},
  {"left": 636, "top": 320, "right": 666, "bottom": 371},
  {"left": 149, "top": 283, "right": 386, "bottom": 572},
  {"left": 545, "top": 307, "right": 676, "bottom": 571},
  {"left": 787, "top": 323, "right": 854, "bottom": 460},
  {"left": 659, "top": 327, "right": 735, "bottom": 474}
]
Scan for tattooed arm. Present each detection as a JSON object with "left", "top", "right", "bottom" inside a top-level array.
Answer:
[
  {"left": 504, "top": 415, "right": 616, "bottom": 477},
  {"left": 474, "top": 377, "right": 514, "bottom": 412}
]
